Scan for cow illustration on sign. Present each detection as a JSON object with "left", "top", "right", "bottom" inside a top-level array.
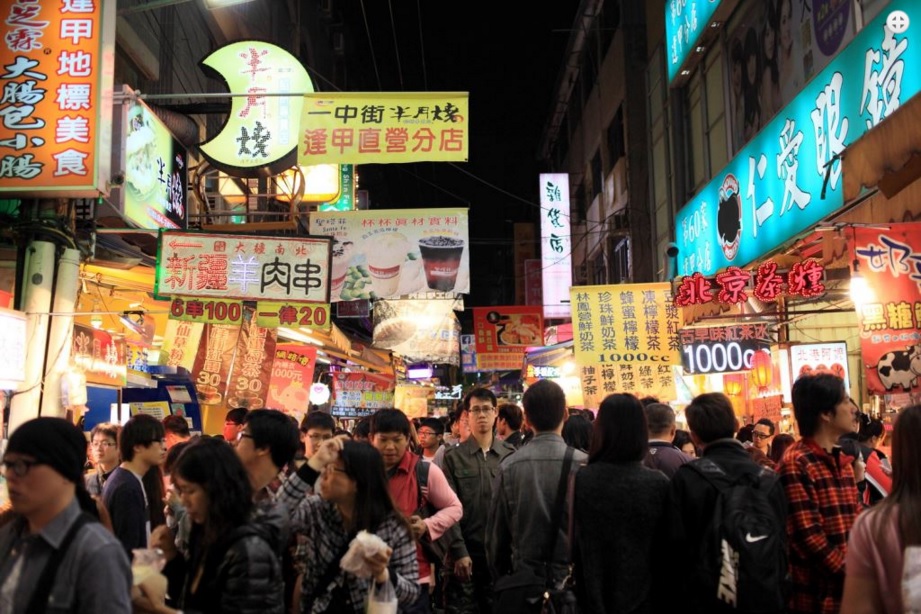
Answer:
[{"left": 876, "top": 344, "right": 921, "bottom": 391}]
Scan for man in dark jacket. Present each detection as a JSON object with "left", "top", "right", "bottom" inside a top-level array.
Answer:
[
  {"left": 643, "top": 402, "right": 692, "bottom": 478},
  {"left": 657, "top": 393, "right": 787, "bottom": 613}
]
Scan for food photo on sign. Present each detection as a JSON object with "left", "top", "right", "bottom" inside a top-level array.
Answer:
[{"left": 472, "top": 306, "right": 544, "bottom": 353}]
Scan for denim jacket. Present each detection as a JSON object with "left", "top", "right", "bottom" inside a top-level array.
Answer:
[{"left": 486, "top": 433, "right": 586, "bottom": 585}]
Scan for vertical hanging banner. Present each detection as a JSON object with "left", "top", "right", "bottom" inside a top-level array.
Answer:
[
  {"left": 571, "top": 283, "right": 682, "bottom": 406},
  {"left": 299, "top": 92, "right": 468, "bottom": 165},
  {"left": 0, "top": 0, "right": 115, "bottom": 196},
  {"left": 226, "top": 307, "right": 277, "bottom": 410},
  {"left": 266, "top": 343, "right": 317, "bottom": 414},
  {"left": 191, "top": 323, "right": 240, "bottom": 407},
  {"left": 851, "top": 223, "right": 921, "bottom": 396},
  {"left": 540, "top": 174, "right": 572, "bottom": 319},
  {"left": 160, "top": 319, "right": 204, "bottom": 371}
]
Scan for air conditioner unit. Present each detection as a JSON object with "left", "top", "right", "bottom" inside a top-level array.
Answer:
[{"left": 332, "top": 32, "right": 345, "bottom": 54}]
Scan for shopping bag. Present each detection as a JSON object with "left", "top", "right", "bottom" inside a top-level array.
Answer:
[{"left": 366, "top": 577, "right": 398, "bottom": 614}]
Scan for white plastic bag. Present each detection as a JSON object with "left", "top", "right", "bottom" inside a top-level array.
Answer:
[
  {"left": 366, "top": 576, "right": 397, "bottom": 614},
  {"left": 340, "top": 530, "right": 390, "bottom": 578},
  {"left": 904, "top": 546, "right": 921, "bottom": 613}
]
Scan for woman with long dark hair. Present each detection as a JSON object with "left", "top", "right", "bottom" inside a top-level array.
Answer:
[
  {"left": 135, "top": 438, "right": 285, "bottom": 614},
  {"left": 842, "top": 404, "right": 921, "bottom": 614},
  {"left": 760, "top": 0, "right": 781, "bottom": 121},
  {"left": 742, "top": 26, "right": 762, "bottom": 143},
  {"left": 276, "top": 438, "right": 419, "bottom": 612},
  {"left": 573, "top": 393, "right": 669, "bottom": 613}
]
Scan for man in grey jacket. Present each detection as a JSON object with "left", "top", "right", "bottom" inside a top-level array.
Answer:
[
  {"left": 643, "top": 402, "right": 692, "bottom": 478},
  {"left": 487, "top": 380, "right": 586, "bottom": 588}
]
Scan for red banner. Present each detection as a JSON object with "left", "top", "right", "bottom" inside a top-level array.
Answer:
[
  {"left": 226, "top": 307, "right": 277, "bottom": 410},
  {"left": 851, "top": 223, "right": 921, "bottom": 395},
  {"left": 191, "top": 323, "right": 240, "bottom": 406},
  {"left": 331, "top": 371, "right": 395, "bottom": 418},
  {"left": 72, "top": 324, "right": 126, "bottom": 387},
  {"left": 266, "top": 343, "right": 317, "bottom": 414},
  {"left": 472, "top": 306, "right": 543, "bottom": 353}
]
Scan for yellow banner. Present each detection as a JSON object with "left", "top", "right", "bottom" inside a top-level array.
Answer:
[
  {"left": 168, "top": 298, "right": 244, "bottom": 325},
  {"left": 255, "top": 302, "right": 332, "bottom": 331},
  {"left": 571, "top": 283, "right": 682, "bottom": 406},
  {"left": 299, "top": 92, "right": 468, "bottom": 165}
]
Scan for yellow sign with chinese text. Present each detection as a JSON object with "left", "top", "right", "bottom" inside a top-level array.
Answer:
[
  {"left": 255, "top": 302, "right": 331, "bottom": 331},
  {"left": 570, "top": 283, "right": 682, "bottom": 406},
  {"left": 299, "top": 92, "right": 468, "bottom": 165}
]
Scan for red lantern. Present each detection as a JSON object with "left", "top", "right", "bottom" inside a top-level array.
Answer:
[
  {"left": 724, "top": 373, "right": 744, "bottom": 396},
  {"left": 750, "top": 350, "right": 773, "bottom": 391}
]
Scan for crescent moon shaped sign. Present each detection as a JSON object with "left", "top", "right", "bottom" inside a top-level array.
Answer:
[{"left": 198, "top": 41, "right": 314, "bottom": 177}]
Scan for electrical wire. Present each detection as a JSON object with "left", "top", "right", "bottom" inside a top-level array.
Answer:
[
  {"left": 415, "top": 0, "right": 429, "bottom": 91},
  {"left": 358, "top": 0, "right": 383, "bottom": 91},
  {"left": 387, "top": 0, "right": 405, "bottom": 90}
]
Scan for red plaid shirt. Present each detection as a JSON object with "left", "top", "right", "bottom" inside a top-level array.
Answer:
[{"left": 779, "top": 438, "right": 859, "bottom": 614}]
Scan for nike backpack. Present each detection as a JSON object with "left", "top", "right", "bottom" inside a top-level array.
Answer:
[{"left": 688, "top": 458, "right": 789, "bottom": 613}]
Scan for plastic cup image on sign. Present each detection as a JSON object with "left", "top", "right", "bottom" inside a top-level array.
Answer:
[
  {"left": 419, "top": 236, "right": 465, "bottom": 291},
  {"left": 367, "top": 233, "right": 410, "bottom": 297},
  {"left": 330, "top": 239, "right": 355, "bottom": 300}
]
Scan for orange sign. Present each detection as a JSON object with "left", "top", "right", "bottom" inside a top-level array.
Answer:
[{"left": 0, "top": 0, "right": 114, "bottom": 195}]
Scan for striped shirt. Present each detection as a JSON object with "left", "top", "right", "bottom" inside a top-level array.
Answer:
[{"left": 778, "top": 438, "right": 859, "bottom": 614}]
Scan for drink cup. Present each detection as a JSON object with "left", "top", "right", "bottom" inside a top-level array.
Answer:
[
  {"left": 366, "top": 233, "right": 409, "bottom": 297},
  {"left": 330, "top": 240, "right": 354, "bottom": 300},
  {"left": 419, "top": 236, "right": 465, "bottom": 291}
]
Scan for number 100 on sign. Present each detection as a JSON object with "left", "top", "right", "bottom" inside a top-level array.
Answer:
[{"left": 681, "top": 341, "right": 766, "bottom": 375}]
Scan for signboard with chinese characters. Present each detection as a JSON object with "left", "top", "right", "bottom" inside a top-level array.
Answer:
[
  {"left": 72, "top": 324, "right": 126, "bottom": 387},
  {"left": 129, "top": 401, "right": 170, "bottom": 421},
  {"left": 460, "top": 334, "right": 477, "bottom": 374},
  {"left": 190, "top": 323, "right": 240, "bottom": 407},
  {"left": 540, "top": 173, "right": 572, "bottom": 319},
  {"left": 331, "top": 371, "right": 396, "bottom": 419},
  {"left": 789, "top": 342, "right": 851, "bottom": 391},
  {"left": 0, "top": 307, "right": 25, "bottom": 387},
  {"left": 255, "top": 301, "right": 331, "bottom": 331},
  {"left": 373, "top": 299, "right": 461, "bottom": 366},
  {"left": 160, "top": 319, "right": 204, "bottom": 371},
  {"left": 266, "top": 343, "right": 316, "bottom": 414},
  {"left": 169, "top": 297, "right": 244, "bottom": 325},
  {"left": 394, "top": 384, "right": 433, "bottom": 419},
  {"left": 155, "top": 232, "right": 331, "bottom": 303},
  {"left": 310, "top": 208, "right": 469, "bottom": 301},
  {"left": 525, "top": 364, "right": 561, "bottom": 379},
  {"left": 317, "top": 164, "right": 355, "bottom": 212},
  {"left": 851, "top": 223, "right": 921, "bottom": 395},
  {"left": 666, "top": 0, "right": 724, "bottom": 84},
  {"left": 674, "top": 259, "right": 826, "bottom": 307},
  {"left": 0, "top": 0, "right": 115, "bottom": 196},
  {"left": 571, "top": 283, "right": 682, "bottom": 405},
  {"left": 475, "top": 353, "right": 526, "bottom": 372},
  {"left": 198, "top": 41, "right": 314, "bottom": 177},
  {"left": 674, "top": 0, "right": 921, "bottom": 277},
  {"left": 678, "top": 324, "right": 771, "bottom": 375},
  {"left": 114, "top": 97, "right": 187, "bottom": 229},
  {"left": 225, "top": 307, "right": 276, "bottom": 410},
  {"left": 472, "top": 306, "right": 543, "bottom": 353},
  {"left": 299, "top": 92, "right": 468, "bottom": 165}
]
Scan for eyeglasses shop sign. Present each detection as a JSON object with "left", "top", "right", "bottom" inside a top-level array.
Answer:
[{"left": 678, "top": 324, "right": 771, "bottom": 374}]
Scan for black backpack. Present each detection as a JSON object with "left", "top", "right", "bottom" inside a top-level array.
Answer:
[{"left": 688, "top": 458, "right": 788, "bottom": 613}]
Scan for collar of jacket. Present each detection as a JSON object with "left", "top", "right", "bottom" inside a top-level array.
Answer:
[
  {"left": 391, "top": 449, "right": 417, "bottom": 476},
  {"left": 802, "top": 437, "right": 850, "bottom": 469},
  {"left": 459, "top": 434, "right": 503, "bottom": 456},
  {"left": 702, "top": 438, "right": 746, "bottom": 453}
]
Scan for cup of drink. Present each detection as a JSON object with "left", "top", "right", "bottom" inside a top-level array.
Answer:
[
  {"left": 419, "top": 236, "right": 465, "bottom": 291},
  {"left": 366, "top": 233, "right": 409, "bottom": 297},
  {"left": 330, "top": 239, "right": 354, "bottom": 300}
]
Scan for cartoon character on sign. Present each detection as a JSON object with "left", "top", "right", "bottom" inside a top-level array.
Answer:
[
  {"left": 269, "top": 382, "right": 308, "bottom": 411},
  {"left": 876, "top": 344, "right": 921, "bottom": 391},
  {"left": 717, "top": 174, "right": 742, "bottom": 261}
]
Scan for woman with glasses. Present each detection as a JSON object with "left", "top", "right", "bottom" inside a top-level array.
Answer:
[
  {"left": 134, "top": 437, "right": 286, "bottom": 614},
  {"left": 276, "top": 437, "right": 420, "bottom": 613},
  {"left": 86, "top": 422, "right": 120, "bottom": 497}
]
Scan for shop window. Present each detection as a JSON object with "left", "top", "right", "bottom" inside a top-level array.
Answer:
[
  {"left": 592, "top": 250, "right": 607, "bottom": 285},
  {"left": 607, "top": 105, "right": 625, "bottom": 170},
  {"left": 608, "top": 235, "right": 630, "bottom": 283},
  {"left": 590, "top": 150, "right": 603, "bottom": 201},
  {"left": 684, "top": 45, "right": 726, "bottom": 194}
]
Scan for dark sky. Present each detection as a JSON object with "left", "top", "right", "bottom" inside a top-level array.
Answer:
[{"left": 334, "top": 1, "right": 582, "bottom": 313}]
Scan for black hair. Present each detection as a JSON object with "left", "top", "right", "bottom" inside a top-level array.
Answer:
[
  {"left": 673, "top": 429, "right": 696, "bottom": 454},
  {"left": 562, "top": 415, "right": 593, "bottom": 454},
  {"left": 736, "top": 423, "right": 754, "bottom": 443},
  {"left": 639, "top": 396, "right": 660, "bottom": 407},
  {"left": 791, "top": 374, "right": 846, "bottom": 437},
  {"left": 770, "top": 433, "right": 795, "bottom": 465},
  {"left": 645, "top": 403, "right": 676, "bottom": 436},
  {"left": 162, "top": 415, "right": 191, "bottom": 438},
  {"left": 463, "top": 387, "right": 497, "bottom": 411},
  {"left": 90, "top": 422, "right": 120, "bottom": 444},
  {"left": 370, "top": 408, "right": 411, "bottom": 437},
  {"left": 685, "top": 393, "right": 738, "bottom": 444},
  {"left": 300, "top": 411, "right": 336, "bottom": 434},
  {"left": 143, "top": 466, "right": 166, "bottom": 528},
  {"left": 588, "top": 393, "right": 648, "bottom": 463},
  {"left": 173, "top": 438, "right": 253, "bottom": 543},
  {"left": 339, "top": 441, "right": 408, "bottom": 534},
  {"left": 120, "top": 414, "right": 165, "bottom": 462},
  {"left": 352, "top": 417, "right": 371, "bottom": 439},
  {"left": 522, "top": 379, "right": 566, "bottom": 432},
  {"left": 755, "top": 417, "right": 776, "bottom": 436},
  {"left": 246, "top": 409, "right": 301, "bottom": 469},
  {"left": 225, "top": 407, "right": 248, "bottom": 425},
  {"left": 497, "top": 403, "right": 523, "bottom": 430},
  {"left": 857, "top": 413, "right": 885, "bottom": 443},
  {"left": 731, "top": 37, "right": 744, "bottom": 65},
  {"left": 419, "top": 417, "right": 445, "bottom": 436},
  {"left": 164, "top": 440, "right": 191, "bottom": 474}
]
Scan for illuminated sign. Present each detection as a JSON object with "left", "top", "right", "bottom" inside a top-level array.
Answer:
[
  {"left": 317, "top": 164, "right": 355, "bottom": 211},
  {"left": 155, "top": 231, "right": 331, "bottom": 303},
  {"left": 0, "top": 308, "right": 25, "bottom": 387},
  {"left": 0, "top": 0, "right": 114, "bottom": 196},
  {"left": 299, "top": 92, "right": 469, "bottom": 165},
  {"left": 472, "top": 306, "right": 543, "bottom": 353},
  {"left": 540, "top": 173, "right": 572, "bottom": 319},
  {"left": 674, "top": 259, "right": 826, "bottom": 307},
  {"left": 116, "top": 98, "right": 187, "bottom": 229},
  {"left": 789, "top": 342, "right": 850, "bottom": 391},
  {"left": 254, "top": 301, "right": 331, "bottom": 332},
  {"left": 526, "top": 364, "right": 561, "bottom": 379},
  {"left": 666, "top": 0, "right": 724, "bottom": 83},
  {"left": 675, "top": 0, "right": 921, "bottom": 276},
  {"left": 198, "top": 41, "right": 314, "bottom": 177},
  {"left": 72, "top": 324, "right": 127, "bottom": 387},
  {"left": 678, "top": 324, "right": 771, "bottom": 375}
]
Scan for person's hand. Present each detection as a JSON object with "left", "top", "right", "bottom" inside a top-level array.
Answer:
[
  {"left": 364, "top": 546, "right": 393, "bottom": 583},
  {"left": 408, "top": 515, "right": 428, "bottom": 540},
  {"left": 132, "top": 575, "right": 175, "bottom": 613},
  {"left": 454, "top": 556, "right": 473, "bottom": 581},
  {"left": 853, "top": 453, "right": 866, "bottom": 483},
  {"left": 307, "top": 434, "right": 348, "bottom": 472},
  {"left": 150, "top": 525, "right": 178, "bottom": 562}
]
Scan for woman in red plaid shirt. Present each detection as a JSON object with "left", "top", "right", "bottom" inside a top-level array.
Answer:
[{"left": 778, "top": 374, "right": 862, "bottom": 614}]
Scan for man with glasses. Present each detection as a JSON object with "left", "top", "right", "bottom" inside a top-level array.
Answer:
[
  {"left": 752, "top": 418, "right": 776, "bottom": 456},
  {"left": 103, "top": 414, "right": 167, "bottom": 556},
  {"left": 0, "top": 417, "right": 132, "bottom": 613},
  {"left": 441, "top": 388, "right": 516, "bottom": 613},
  {"left": 298, "top": 411, "right": 336, "bottom": 462},
  {"left": 418, "top": 417, "right": 445, "bottom": 463},
  {"left": 85, "top": 422, "right": 120, "bottom": 497}
]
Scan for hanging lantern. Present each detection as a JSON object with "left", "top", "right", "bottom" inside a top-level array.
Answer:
[
  {"left": 723, "top": 373, "right": 744, "bottom": 397},
  {"left": 750, "top": 350, "right": 773, "bottom": 391}
]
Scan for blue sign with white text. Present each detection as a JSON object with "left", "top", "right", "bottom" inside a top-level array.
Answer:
[
  {"left": 666, "top": 0, "right": 723, "bottom": 84},
  {"left": 675, "top": 0, "right": 921, "bottom": 277}
]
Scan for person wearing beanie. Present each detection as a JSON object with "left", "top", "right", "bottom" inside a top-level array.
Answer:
[{"left": 0, "top": 417, "right": 132, "bottom": 613}]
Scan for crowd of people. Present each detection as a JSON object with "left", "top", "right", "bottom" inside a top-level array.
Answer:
[{"left": 0, "top": 372, "right": 918, "bottom": 614}]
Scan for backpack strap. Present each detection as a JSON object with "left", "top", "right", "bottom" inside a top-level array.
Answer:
[
  {"left": 415, "top": 456, "right": 430, "bottom": 512},
  {"left": 26, "top": 512, "right": 94, "bottom": 614},
  {"left": 542, "top": 446, "right": 575, "bottom": 580}
]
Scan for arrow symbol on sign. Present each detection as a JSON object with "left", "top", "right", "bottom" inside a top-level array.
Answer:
[{"left": 169, "top": 240, "right": 203, "bottom": 249}]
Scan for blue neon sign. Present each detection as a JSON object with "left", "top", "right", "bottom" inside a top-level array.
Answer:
[
  {"left": 675, "top": 0, "right": 921, "bottom": 277},
  {"left": 666, "top": 0, "right": 723, "bottom": 84}
]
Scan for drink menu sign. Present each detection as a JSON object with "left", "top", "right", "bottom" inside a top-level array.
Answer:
[
  {"left": 155, "top": 232, "right": 331, "bottom": 303},
  {"left": 0, "top": 0, "right": 114, "bottom": 196},
  {"left": 225, "top": 307, "right": 276, "bottom": 411},
  {"left": 310, "top": 209, "right": 469, "bottom": 301}
]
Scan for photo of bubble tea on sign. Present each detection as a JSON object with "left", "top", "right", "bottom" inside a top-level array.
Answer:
[{"left": 419, "top": 235, "right": 465, "bottom": 291}]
